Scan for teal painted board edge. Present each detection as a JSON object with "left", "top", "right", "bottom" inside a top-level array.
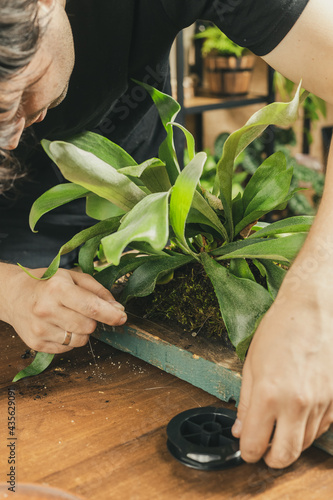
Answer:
[
  {"left": 93, "top": 323, "right": 242, "bottom": 403},
  {"left": 93, "top": 321, "right": 333, "bottom": 456}
]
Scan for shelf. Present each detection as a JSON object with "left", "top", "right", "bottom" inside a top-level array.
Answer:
[
  {"left": 175, "top": 28, "right": 275, "bottom": 151},
  {"left": 184, "top": 92, "right": 270, "bottom": 114}
]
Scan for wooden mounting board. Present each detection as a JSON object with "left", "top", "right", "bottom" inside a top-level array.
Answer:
[{"left": 93, "top": 314, "right": 332, "bottom": 456}]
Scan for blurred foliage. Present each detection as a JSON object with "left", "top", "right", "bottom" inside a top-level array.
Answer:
[
  {"left": 190, "top": 127, "right": 325, "bottom": 217},
  {"left": 274, "top": 72, "right": 327, "bottom": 146},
  {"left": 194, "top": 25, "right": 249, "bottom": 58}
]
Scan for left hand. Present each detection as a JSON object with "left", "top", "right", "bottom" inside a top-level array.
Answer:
[{"left": 232, "top": 277, "right": 333, "bottom": 468}]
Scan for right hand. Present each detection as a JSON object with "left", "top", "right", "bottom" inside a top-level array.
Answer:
[{"left": 1, "top": 265, "right": 127, "bottom": 353}]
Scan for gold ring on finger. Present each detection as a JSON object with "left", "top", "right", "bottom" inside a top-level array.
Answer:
[{"left": 62, "top": 331, "right": 73, "bottom": 346}]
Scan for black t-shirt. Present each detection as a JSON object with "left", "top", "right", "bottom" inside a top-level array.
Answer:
[
  {"left": 0, "top": 0, "right": 309, "bottom": 266},
  {"left": 34, "top": 0, "right": 309, "bottom": 147}
]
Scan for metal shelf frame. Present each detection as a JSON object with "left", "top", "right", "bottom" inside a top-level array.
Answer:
[{"left": 175, "top": 29, "right": 275, "bottom": 151}]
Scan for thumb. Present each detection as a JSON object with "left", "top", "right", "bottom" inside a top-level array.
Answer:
[{"left": 232, "top": 360, "right": 253, "bottom": 438}]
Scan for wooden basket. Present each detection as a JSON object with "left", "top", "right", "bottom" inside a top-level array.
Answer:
[{"left": 204, "top": 54, "right": 255, "bottom": 96}]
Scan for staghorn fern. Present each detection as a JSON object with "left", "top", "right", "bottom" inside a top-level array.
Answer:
[{"left": 14, "top": 81, "right": 313, "bottom": 381}]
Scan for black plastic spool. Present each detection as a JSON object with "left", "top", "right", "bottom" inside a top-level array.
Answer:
[{"left": 167, "top": 406, "right": 244, "bottom": 470}]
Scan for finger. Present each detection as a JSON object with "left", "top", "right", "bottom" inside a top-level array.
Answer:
[
  {"left": 39, "top": 343, "right": 76, "bottom": 354},
  {"left": 315, "top": 403, "right": 333, "bottom": 440},
  {"left": 59, "top": 283, "right": 127, "bottom": 326},
  {"left": 51, "top": 330, "right": 90, "bottom": 348},
  {"left": 70, "top": 271, "right": 116, "bottom": 302},
  {"left": 42, "top": 306, "right": 98, "bottom": 337},
  {"left": 60, "top": 331, "right": 90, "bottom": 348},
  {"left": 31, "top": 293, "right": 99, "bottom": 337},
  {"left": 264, "top": 412, "right": 307, "bottom": 469},
  {"left": 239, "top": 392, "right": 276, "bottom": 463},
  {"left": 232, "top": 361, "right": 253, "bottom": 438},
  {"left": 26, "top": 324, "right": 89, "bottom": 353},
  {"left": 302, "top": 403, "right": 328, "bottom": 450}
]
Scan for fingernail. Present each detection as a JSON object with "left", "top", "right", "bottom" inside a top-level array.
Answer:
[
  {"left": 119, "top": 313, "right": 127, "bottom": 324},
  {"left": 232, "top": 418, "right": 242, "bottom": 436},
  {"left": 111, "top": 302, "right": 125, "bottom": 311}
]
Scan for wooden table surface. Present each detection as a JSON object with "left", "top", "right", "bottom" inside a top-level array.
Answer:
[{"left": 0, "top": 321, "right": 332, "bottom": 499}]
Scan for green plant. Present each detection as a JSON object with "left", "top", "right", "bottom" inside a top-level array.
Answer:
[
  {"left": 195, "top": 25, "right": 248, "bottom": 58},
  {"left": 199, "top": 128, "right": 325, "bottom": 216},
  {"left": 14, "top": 81, "right": 313, "bottom": 381},
  {"left": 274, "top": 72, "right": 327, "bottom": 146}
]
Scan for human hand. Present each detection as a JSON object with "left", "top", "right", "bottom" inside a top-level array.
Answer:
[
  {"left": 232, "top": 277, "right": 333, "bottom": 468},
  {"left": 1, "top": 264, "right": 127, "bottom": 354}
]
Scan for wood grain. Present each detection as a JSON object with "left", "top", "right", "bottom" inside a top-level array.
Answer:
[
  {"left": 94, "top": 314, "right": 333, "bottom": 455},
  {"left": 0, "top": 321, "right": 332, "bottom": 499}
]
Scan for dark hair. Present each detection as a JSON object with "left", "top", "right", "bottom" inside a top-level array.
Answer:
[{"left": 0, "top": 0, "right": 40, "bottom": 193}]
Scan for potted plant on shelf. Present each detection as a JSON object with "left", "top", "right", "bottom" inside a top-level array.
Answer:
[
  {"left": 13, "top": 80, "right": 312, "bottom": 383},
  {"left": 194, "top": 25, "right": 255, "bottom": 96}
]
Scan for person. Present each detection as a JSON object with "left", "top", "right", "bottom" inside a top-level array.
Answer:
[{"left": 0, "top": 0, "right": 332, "bottom": 469}]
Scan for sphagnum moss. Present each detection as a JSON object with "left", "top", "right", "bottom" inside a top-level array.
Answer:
[
  {"left": 126, "top": 263, "right": 227, "bottom": 341},
  {"left": 127, "top": 259, "right": 265, "bottom": 347}
]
